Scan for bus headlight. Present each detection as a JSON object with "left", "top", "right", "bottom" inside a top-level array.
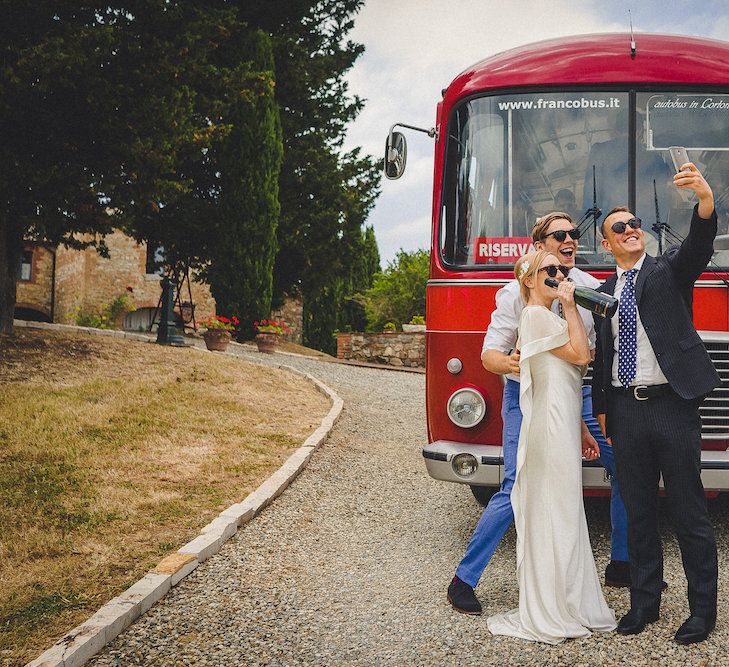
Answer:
[
  {"left": 447, "top": 388, "right": 486, "bottom": 428},
  {"left": 452, "top": 453, "right": 478, "bottom": 477}
]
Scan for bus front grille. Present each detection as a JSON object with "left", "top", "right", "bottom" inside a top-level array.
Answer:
[{"left": 702, "top": 340, "right": 729, "bottom": 440}]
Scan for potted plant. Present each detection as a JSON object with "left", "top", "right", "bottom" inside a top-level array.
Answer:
[
  {"left": 254, "top": 319, "right": 289, "bottom": 353},
  {"left": 199, "top": 315, "right": 238, "bottom": 352},
  {"left": 383, "top": 321, "right": 398, "bottom": 333},
  {"left": 402, "top": 315, "right": 426, "bottom": 332}
]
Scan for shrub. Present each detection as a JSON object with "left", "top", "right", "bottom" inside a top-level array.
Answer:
[
  {"left": 72, "top": 293, "right": 135, "bottom": 330},
  {"left": 360, "top": 249, "right": 428, "bottom": 331}
]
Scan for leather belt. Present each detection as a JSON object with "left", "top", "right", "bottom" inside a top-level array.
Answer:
[{"left": 612, "top": 384, "right": 672, "bottom": 401}]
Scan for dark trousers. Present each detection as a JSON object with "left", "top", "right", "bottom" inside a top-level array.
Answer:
[{"left": 608, "top": 389, "right": 718, "bottom": 617}]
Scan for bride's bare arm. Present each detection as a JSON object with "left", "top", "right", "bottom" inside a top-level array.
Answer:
[{"left": 551, "top": 282, "right": 590, "bottom": 366}]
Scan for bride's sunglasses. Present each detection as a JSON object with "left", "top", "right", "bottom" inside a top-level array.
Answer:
[
  {"left": 538, "top": 265, "right": 570, "bottom": 278},
  {"left": 610, "top": 217, "right": 642, "bottom": 234},
  {"left": 541, "top": 228, "right": 581, "bottom": 242}
]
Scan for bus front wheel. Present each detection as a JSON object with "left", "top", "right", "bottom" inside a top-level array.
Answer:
[{"left": 470, "top": 485, "right": 496, "bottom": 507}]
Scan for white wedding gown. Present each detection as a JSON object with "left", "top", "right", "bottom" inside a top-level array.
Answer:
[{"left": 487, "top": 305, "right": 616, "bottom": 644}]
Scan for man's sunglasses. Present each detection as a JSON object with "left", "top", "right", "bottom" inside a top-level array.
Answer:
[
  {"left": 541, "top": 228, "right": 581, "bottom": 242},
  {"left": 538, "top": 265, "right": 570, "bottom": 278},
  {"left": 610, "top": 218, "right": 642, "bottom": 234}
]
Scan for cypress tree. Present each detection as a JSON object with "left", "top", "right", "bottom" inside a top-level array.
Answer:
[{"left": 204, "top": 29, "right": 283, "bottom": 338}]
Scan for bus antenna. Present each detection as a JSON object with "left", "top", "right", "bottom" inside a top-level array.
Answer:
[{"left": 629, "top": 10, "right": 636, "bottom": 58}]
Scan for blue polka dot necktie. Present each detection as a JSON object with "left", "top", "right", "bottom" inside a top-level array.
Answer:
[{"left": 618, "top": 268, "right": 638, "bottom": 387}]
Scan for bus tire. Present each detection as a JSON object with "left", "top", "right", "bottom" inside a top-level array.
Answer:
[{"left": 470, "top": 485, "right": 496, "bottom": 507}]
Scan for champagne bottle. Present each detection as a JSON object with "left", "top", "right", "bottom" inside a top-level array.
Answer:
[{"left": 544, "top": 278, "right": 618, "bottom": 319}]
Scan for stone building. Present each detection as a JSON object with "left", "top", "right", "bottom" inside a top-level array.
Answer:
[
  {"left": 269, "top": 292, "right": 303, "bottom": 345},
  {"left": 15, "top": 231, "right": 216, "bottom": 331}
]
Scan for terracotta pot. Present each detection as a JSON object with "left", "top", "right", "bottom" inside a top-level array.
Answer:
[
  {"left": 255, "top": 332, "right": 280, "bottom": 354},
  {"left": 202, "top": 329, "right": 231, "bottom": 352}
]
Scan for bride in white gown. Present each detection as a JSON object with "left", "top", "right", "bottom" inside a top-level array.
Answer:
[{"left": 487, "top": 250, "right": 616, "bottom": 644}]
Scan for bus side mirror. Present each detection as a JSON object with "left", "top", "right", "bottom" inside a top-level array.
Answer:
[{"left": 385, "top": 131, "right": 407, "bottom": 180}]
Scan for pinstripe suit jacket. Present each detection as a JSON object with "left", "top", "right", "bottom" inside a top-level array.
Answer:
[{"left": 591, "top": 206, "right": 720, "bottom": 432}]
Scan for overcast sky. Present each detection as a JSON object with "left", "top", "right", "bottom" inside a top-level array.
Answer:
[{"left": 342, "top": 0, "right": 729, "bottom": 267}]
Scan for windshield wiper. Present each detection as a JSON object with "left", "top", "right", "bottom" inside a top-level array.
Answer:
[{"left": 576, "top": 164, "right": 602, "bottom": 252}]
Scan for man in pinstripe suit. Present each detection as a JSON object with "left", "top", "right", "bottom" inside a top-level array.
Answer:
[{"left": 592, "top": 162, "right": 719, "bottom": 645}]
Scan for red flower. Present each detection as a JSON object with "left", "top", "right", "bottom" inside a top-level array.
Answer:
[
  {"left": 126, "top": 285, "right": 134, "bottom": 293},
  {"left": 199, "top": 313, "right": 238, "bottom": 331},
  {"left": 254, "top": 317, "right": 288, "bottom": 335}
]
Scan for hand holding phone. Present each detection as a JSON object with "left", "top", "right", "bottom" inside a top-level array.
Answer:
[{"left": 669, "top": 146, "right": 690, "bottom": 173}]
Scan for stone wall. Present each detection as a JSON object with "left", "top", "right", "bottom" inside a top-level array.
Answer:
[
  {"left": 270, "top": 293, "right": 304, "bottom": 344},
  {"left": 16, "top": 231, "right": 216, "bottom": 329},
  {"left": 336, "top": 331, "right": 425, "bottom": 368},
  {"left": 15, "top": 244, "right": 54, "bottom": 319}
]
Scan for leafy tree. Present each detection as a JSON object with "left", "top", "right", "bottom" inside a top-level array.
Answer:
[
  {"left": 0, "top": 3, "right": 266, "bottom": 333},
  {"left": 1, "top": 1, "right": 381, "bottom": 348},
  {"left": 361, "top": 249, "right": 429, "bottom": 331}
]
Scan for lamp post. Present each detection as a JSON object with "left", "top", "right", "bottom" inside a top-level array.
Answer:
[{"left": 156, "top": 276, "right": 186, "bottom": 346}]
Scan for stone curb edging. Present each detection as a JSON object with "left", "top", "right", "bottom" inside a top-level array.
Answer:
[{"left": 19, "top": 321, "right": 343, "bottom": 667}]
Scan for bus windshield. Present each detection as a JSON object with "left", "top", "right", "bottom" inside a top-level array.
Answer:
[{"left": 440, "top": 90, "right": 729, "bottom": 270}]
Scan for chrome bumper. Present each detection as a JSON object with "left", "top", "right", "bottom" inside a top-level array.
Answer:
[
  {"left": 423, "top": 441, "right": 503, "bottom": 486},
  {"left": 423, "top": 440, "right": 729, "bottom": 491}
]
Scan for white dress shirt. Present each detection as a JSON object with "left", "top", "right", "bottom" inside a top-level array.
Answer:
[
  {"left": 482, "top": 267, "right": 600, "bottom": 383},
  {"left": 610, "top": 254, "right": 668, "bottom": 387}
]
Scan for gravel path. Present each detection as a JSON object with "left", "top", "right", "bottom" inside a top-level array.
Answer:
[{"left": 89, "top": 347, "right": 729, "bottom": 666}]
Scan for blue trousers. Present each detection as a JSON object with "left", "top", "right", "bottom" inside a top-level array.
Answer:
[{"left": 455, "top": 379, "right": 629, "bottom": 588}]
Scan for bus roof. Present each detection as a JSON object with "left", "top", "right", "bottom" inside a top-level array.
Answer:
[{"left": 446, "top": 33, "right": 729, "bottom": 101}]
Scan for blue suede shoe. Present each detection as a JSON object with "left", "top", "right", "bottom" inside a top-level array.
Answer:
[{"left": 447, "top": 575, "right": 482, "bottom": 615}]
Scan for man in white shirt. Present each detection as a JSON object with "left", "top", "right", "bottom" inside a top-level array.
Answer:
[{"left": 447, "top": 212, "right": 629, "bottom": 615}]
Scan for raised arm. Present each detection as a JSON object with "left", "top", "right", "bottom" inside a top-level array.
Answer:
[
  {"left": 668, "top": 163, "right": 717, "bottom": 284},
  {"left": 550, "top": 281, "right": 590, "bottom": 366}
]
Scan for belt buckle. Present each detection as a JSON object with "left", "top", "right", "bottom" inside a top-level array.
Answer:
[{"left": 633, "top": 385, "right": 649, "bottom": 401}]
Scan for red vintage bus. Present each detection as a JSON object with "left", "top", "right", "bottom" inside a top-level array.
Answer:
[{"left": 386, "top": 33, "right": 729, "bottom": 503}]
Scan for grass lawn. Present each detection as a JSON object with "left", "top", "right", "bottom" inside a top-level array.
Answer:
[{"left": 0, "top": 329, "right": 331, "bottom": 665}]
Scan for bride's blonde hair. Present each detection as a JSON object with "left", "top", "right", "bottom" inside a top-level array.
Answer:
[{"left": 514, "top": 250, "right": 558, "bottom": 303}]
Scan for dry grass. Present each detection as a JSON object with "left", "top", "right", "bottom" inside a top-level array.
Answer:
[{"left": 0, "top": 329, "right": 331, "bottom": 666}]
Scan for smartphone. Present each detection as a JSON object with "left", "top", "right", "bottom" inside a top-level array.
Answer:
[{"left": 669, "top": 146, "right": 690, "bottom": 173}]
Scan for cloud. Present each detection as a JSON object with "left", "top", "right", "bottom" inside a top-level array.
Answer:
[{"left": 376, "top": 214, "right": 432, "bottom": 258}]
